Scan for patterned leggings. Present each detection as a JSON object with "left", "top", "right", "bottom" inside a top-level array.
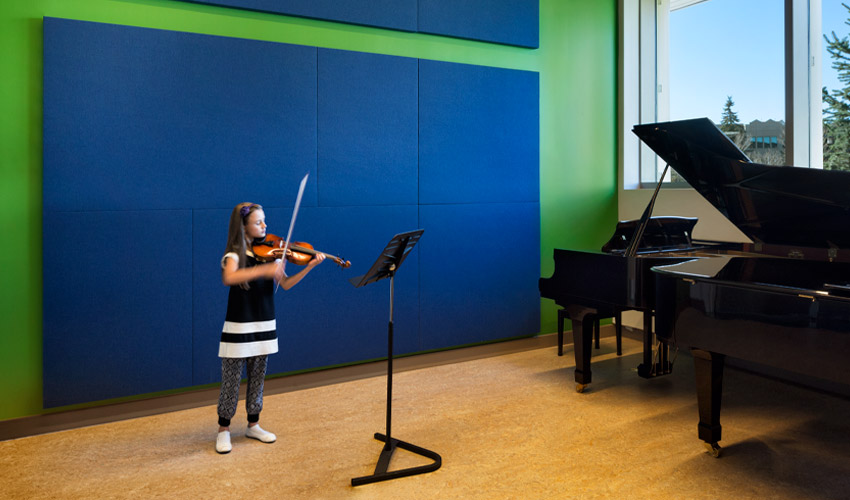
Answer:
[{"left": 217, "top": 355, "right": 268, "bottom": 427}]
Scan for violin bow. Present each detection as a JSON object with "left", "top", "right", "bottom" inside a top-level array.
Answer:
[{"left": 275, "top": 172, "right": 309, "bottom": 293}]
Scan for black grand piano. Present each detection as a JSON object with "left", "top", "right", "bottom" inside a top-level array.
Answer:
[
  {"left": 539, "top": 220, "right": 721, "bottom": 392},
  {"left": 635, "top": 118, "right": 850, "bottom": 456},
  {"left": 539, "top": 124, "right": 744, "bottom": 392}
]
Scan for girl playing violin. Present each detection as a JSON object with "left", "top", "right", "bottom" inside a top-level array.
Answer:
[{"left": 215, "top": 202, "right": 324, "bottom": 454}]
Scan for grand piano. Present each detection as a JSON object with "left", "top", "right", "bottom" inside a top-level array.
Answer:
[
  {"left": 539, "top": 150, "right": 742, "bottom": 392},
  {"left": 637, "top": 118, "right": 850, "bottom": 456},
  {"left": 539, "top": 221, "right": 709, "bottom": 392}
]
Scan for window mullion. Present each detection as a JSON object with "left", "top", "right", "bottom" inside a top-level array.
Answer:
[
  {"left": 787, "top": 0, "right": 819, "bottom": 168},
  {"left": 809, "top": 0, "right": 823, "bottom": 169}
]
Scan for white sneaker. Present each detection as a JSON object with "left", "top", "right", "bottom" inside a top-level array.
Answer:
[
  {"left": 246, "top": 424, "right": 276, "bottom": 443},
  {"left": 216, "top": 430, "right": 232, "bottom": 454}
]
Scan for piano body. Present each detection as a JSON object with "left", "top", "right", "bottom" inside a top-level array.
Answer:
[
  {"left": 638, "top": 118, "right": 850, "bottom": 456},
  {"left": 539, "top": 212, "right": 738, "bottom": 392}
]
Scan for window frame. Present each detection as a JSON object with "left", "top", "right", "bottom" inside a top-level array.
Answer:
[{"left": 619, "top": 0, "right": 823, "bottom": 191}]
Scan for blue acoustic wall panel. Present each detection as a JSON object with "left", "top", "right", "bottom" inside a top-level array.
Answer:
[
  {"left": 419, "top": 59, "right": 539, "bottom": 205},
  {"left": 190, "top": 208, "right": 233, "bottom": 386},
  {"left": 191, "top": 205, "right": 419, "bottom": 385},
  {"left": 43, "top": 17, "right": 540, "bottom": 407},
  {"left": 43, "top": 210, "right": 194, "bottom": 408},
  {"left": 43, "top": 18, "right": 318, "bottom": 212},
  {"left": 318, "top": 49, "right": 418, "bottom": 207},
  {"left": 418, "top": 203, "right": 540, "bottom": 350},
  {"left": 418, "top": 0, "right": 539, "bottom": 48},
  {"left": 173, "top": 0, "right": 537, "bottom": 48},
  {"left": 175, "top": 0, "right": 417, "bottom": 32}
]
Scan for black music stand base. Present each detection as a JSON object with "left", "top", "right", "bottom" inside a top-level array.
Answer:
[{"left": 351, "top": 433, "right": 442, "bottom": 486}]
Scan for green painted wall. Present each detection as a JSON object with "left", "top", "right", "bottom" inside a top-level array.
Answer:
[{"left": 0, "top": 0, "right": 617, "bottom": 421}]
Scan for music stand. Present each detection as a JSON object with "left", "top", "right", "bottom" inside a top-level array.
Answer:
[{"left": 350, "top": 229, "right": 441, "bottom": 486}]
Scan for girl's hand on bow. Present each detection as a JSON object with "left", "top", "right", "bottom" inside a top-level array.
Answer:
[{"left": 273, "top": 259, "right": 286, "bottom": 282}]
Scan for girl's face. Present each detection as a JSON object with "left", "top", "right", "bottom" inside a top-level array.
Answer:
[{"left": 244, "top": 208, "right": 267, "bottom": 241}]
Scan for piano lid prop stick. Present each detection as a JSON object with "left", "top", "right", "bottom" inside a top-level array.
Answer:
[{"left": 624, "top": 163, "right": 671, "bottom": 257}]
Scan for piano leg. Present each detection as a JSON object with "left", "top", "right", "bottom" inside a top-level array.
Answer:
[
  {"left": 594, "top": 320, "right": 600, "bottom": 349},
  {"left": 557, "top": 308, "right": 566, "bottom": 356},
  {"left": 565, "top": 305, "right": 596, "bottom": 393},
  {"left": 615, "top": 312, "right": 622, "bottom": 356},
  {"left": 692, "top": 348, "right": 724, "bottom": 457},
  {"left": 637, "top": 311, "right": 654, "bottom": 378}
]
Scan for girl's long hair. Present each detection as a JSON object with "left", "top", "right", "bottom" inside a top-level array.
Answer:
[{"left": 224, "top": 202, "right": 262, "bottom": 289}]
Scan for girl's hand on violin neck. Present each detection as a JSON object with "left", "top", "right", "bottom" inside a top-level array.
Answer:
[{"left": 307, "top": 253, "right": 325, "bottom": 268}]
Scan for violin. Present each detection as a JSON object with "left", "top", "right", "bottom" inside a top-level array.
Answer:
[{"left": 252, "top": 234, "right": 351, "bottom": 268}]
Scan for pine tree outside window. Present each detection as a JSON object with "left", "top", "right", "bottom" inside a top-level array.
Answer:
[{"left": 823, "top": 2, "right": 850, "bottom": 172}]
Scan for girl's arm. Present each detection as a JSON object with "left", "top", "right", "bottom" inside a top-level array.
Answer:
[
  {"left": 277, "top": 253, "right": 325, "bottom": 290},
  {"left": 221, "top": 255, "right": 279, "bottom": 286}
]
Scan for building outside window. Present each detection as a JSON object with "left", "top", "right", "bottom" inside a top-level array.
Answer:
[{"left": 745, "top": 119, "right": 785, "bottom": 164}]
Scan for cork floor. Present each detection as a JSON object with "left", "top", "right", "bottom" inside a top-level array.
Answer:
[{"left": 3, "top": 336, "right": 850, "bottom": 500}]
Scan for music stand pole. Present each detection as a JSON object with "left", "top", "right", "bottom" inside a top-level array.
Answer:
[
  {"left": 350, "top": 230, "right": 441, "bottom": 486},
  {"left": 386, "top": 264, "right": 395, "bottom": 448}
]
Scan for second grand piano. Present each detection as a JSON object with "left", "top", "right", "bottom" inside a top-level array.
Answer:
[{"left": 637, "top": 118, "right": 850, "bottom": 456}]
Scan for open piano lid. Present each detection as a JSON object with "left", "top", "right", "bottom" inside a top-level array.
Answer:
[{"left": 632, "top": 117, "right": 850, "bottom": 251}]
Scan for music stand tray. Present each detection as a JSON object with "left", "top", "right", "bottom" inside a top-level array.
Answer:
[{"left": 349, "top": 229, "right": 442, "bottom": 486}]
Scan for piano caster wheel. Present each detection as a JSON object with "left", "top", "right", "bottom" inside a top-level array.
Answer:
[
  {"left": 703, "top": 442, "right": 722, "bottom": 458},
  {"left": 575, "top": 383, "right": 588, "bottom": 393}
]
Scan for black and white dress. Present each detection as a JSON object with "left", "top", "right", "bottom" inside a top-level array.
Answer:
[{"left": 219, "top": 251, "right": 278, "bottom": 358}]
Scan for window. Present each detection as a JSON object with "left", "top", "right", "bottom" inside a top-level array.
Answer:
[{"left": 621, "top": 0, "right": 823, "bottom": 189}]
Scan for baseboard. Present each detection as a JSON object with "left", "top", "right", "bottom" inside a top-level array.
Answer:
[{"left": 0, "top": 327, "right": 620, "bottom": 442}]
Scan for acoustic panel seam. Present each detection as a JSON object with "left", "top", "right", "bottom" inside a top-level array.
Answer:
[
  {"left": 417, "top": 57, "right": 422, "bottom": 352},
  {"left": 315, "top": 48, "right": 321, "bottom": 207},
  {"left": 191, "top": 209, "right": 195, "bottom": 385},
  {"left": 419, "top": 200, "right": 539, "bottom": 206}
]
